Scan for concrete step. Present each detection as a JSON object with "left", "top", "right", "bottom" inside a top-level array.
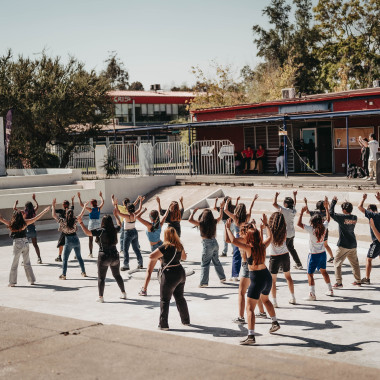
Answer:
[{"left": 0, "top": 184, "right": 83, "bottom": 196}]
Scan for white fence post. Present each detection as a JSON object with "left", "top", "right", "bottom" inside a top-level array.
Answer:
[{"left": 95, "top": 145, "right": 107, "bottom": 175}]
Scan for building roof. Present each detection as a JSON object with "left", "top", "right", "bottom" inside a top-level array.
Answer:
[
  {"left": 192, "top": 87, "right": 380, "bottom": 114},
  {"left": 109, "top": 90, "right": 194, "bottom": 98}
]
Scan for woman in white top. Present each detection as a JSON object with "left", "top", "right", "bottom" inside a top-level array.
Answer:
[
  {"left": 297, "top": 197, "right": 333, "bottom": 300},
  {"left": 268, "top": 212, "right": 296, "bottom": 306}
]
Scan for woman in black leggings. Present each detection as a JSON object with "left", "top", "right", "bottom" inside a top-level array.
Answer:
[
  {"left": 145, "top": 227, "right": 190, "bottom": 330},
  {"left": 226, "top": 215, "right": 280, "bottom": 345},
  {"left": 77, "top": 204, "right": 126, "bottom": 303}
]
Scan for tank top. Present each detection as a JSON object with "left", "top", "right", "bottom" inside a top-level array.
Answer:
[
  {"left": 146, "top": 226, "right": 162, "bottom": 243},
  {"left": 10, "top": 229, "right": 27, "bottom": 239},
  {"left": 89, "top": 207, "right": 101, "bottom": 220},
  {"left": 124, "top": 220, "right": 136, "bottom": 230}
]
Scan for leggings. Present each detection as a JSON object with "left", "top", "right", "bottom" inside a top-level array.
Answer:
[
  {"left": 98, "top": 250, "right": 125, "bottom": 297},
  {"left": 160, "top": 265, "right": 190, "bottom": 329},
  {"left": 247, "top": 268, "right": 272, "bottom": 300}
]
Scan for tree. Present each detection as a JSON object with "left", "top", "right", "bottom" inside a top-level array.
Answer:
[
  {"left": 171, "top": 83, "right": 193, "bottom": 92},
  {"left": 101, "top": 52, "right": 129, "bottom": 90},
  {"left": 313, "top": 0, "right": 380, "bottom": 91},
  {"left": 0, "top": 50, "right": 112, "bottom": 168},
  {"left": 129, "top": 81, "right": 144, "bottom": 91}
]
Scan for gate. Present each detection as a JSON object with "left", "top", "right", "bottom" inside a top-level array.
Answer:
[
  {"left": 108, "top": 143, "right": 139, "bottom": 175},
  {"left": 153, "top": 141, "right": 190, "bottom": 175},
  {"left": 190, "top": 140, "right": 235, "bottom": 175}
]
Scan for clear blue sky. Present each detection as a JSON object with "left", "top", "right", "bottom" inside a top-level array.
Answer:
[{"left": 0, "top": 0, "right": 316, "bottom": 90}]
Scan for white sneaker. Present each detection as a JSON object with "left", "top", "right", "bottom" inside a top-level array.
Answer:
[
  {"left": 325, "top": 290, "right": 334, "bottom": 297},
  {"left": 272, "top": 300, "right": 278, "bottom": 308},
  {"left": 362, "top": 176, "right": 368, "bottom": 180},
  {"left": 199, "top": 284, "right": 208, "bottom": 288},
  {"left": 289, "top": 298, "right": 296, "bottom": 305},
  {"left": 220, "top": 279, "right": 226, "bottom": 283},
  {"left": 234, "top": 277, "right": 240, "bottom": 282},
  {"left": 120, "top": 292, "right": 127, "bottom": 300},
  {"left": 305, "top": 293, "right": 316, "bottom": 301},
  {"left": 366, "top": 177, "right": 374, "bottom": 181},
  {"left": 97, "top": 297, "right": 104, "bottom": 303}
]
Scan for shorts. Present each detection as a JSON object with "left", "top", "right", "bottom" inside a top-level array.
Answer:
[
  {"left": 88, "top": 219, "right": 101, "bottom": 230},
  {"left": 247, "top": 268, "right": 272, "bottom": 300},
  {"left": 151, "top": 241, "right": 163, "bottom": 252},
  {"left": 240, "top": 261, "right": 249, "bottom": 279},
  {"left": 26, "top": 224, "right": 37, "bottom": 239},
  {"left": 57, "top": 232, "right": 65, "bottom": 248},
  {"left": 269, "top": 253, "right": 290, "bottom": 274},
  {"left": 307, "top": 252, "right": 327, "bottom": 274},
  {"left": 367, "top": 240, "right": 380, "bottom": 259},
  {"left": 324, "top": 229, "right": 329, "bottom": 242}
]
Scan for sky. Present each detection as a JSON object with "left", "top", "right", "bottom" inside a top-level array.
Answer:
[{"left": 0, "top": 0, "right": 316, "bottom": 90}]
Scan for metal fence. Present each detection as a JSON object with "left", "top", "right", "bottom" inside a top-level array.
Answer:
[
  {"left": 153, "top": 141, "right": 190, "bottom": 175},
  {"left": 190, "top": 140, "right": 235, "bottom": 175},
  {"left": 108, "top": 143, "right": 139, "bottom": 176}
]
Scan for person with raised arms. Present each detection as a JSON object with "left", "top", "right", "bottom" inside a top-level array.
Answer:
[{"left": 156, "top": 196, "right": 184, "bottom": 237}]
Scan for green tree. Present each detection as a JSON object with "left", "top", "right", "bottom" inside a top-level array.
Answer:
[
  {"left": 0, "top": 51, "right": 112, "bottom": 168},
  {"left": 129, "top": 81, "right": 144, "bottom": 91},
  {"left": 313, "top": 0, "right": 380, "bottom": 91},
  {"left": 102, "top": 52, "right": 129, "bottom": 90}
]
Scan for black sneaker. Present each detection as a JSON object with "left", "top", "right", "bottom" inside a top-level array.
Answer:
[
  {"left": 327, "top": 257, "right": 334, "bottom": 263},
  {"left": 269, "top": 321, "right": 280, "bottom": 334},
  {"left": 220, "top": 253, "right": 227, "bottom": 257},
  {"left": 121, "top": 266, "right": 130, "bottom": 271},
  {"left": 55, "top": 256, "right": 62, "bottom": 262},
  {"left": 240, "top": 335, "right": 256, "bottom": 345},
  {"left": 361, "top": 277, "right": 370, "bottom": 285},
  {"left": 137, "top": 265, "right": 143, "bottom": 270},
  {"left": 233, "top": 316, "right": 246, "bottom": 324}
]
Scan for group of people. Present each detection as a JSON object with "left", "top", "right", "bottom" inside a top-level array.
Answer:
[
  {"left": 235, "top": 145, "right": 266, "bottom": 174},
  {"left": 1, "top": 189, "right": 379, "bottom": 346}
]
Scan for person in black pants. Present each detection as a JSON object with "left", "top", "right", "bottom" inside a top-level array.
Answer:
[
  {"left": 145, "top": 226, "right": 190, "bottom": 330},
  {"left": 77, "top": 204, "right": 126, "bottom": 303},
  {"left": 359, "top": 137, "right": 370, "bottom": 178}
]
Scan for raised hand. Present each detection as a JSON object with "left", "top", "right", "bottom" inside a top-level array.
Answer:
[
  {"left": 261, "top": 213, "right": 268, "bottom": 226},
  {"left": 71, "top": 195, "right": 75, "bottom": 202},
  {"left": 323, "top": 197, "right": 329, "bottom": 208},
  {"left": 363, "top": 193, "right": 368, "bottom": 200},
  {"left": 52, "top": 198, "right": 56, "bottom": 206},
  {"left": 155, "top": 196, "right": 160, "bottom": 203},
  {"left": 32, "top": 193, "right": 36, "bottom": 201},
  {"left": 254, "top": 194, "right": 259, "bottom": 201},
  {"left": 304, "top": 197, "right": 308, "bottom": 204},
  {"left": 275, "top": 192, "right": 280, "bottom": 197},
  {"left": 293, "top": 190, "right": 298, "bottom": 197},
  {"left": 236, "top": 196, "right": 240, "bottom": 202},
  {"left": 333, "top": 196, "right": 338, "bottom": 202},
  {"left": 301, "top": 206, "right": 308, "bottom": 213},
  {"left": 99, "top": 191, "right": 103, "bottom": 197},
  {"left": 226, "top": 218, "right": 232, "bottom": 228}
]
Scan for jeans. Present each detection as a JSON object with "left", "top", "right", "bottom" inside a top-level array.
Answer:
[
  {"left": 123, "top": 228, "right": 143, "bottom": 267},
  {"left": 97, "top": 250, "right": 125, "bottom": 297},
  {"left": 286, "top": 237, "right": 302, "bottom": 267},
  {"left": 119, "top": 229, "right": 125, "bottom": 252},
  {"left": 200, "top": 238, "right": 226, "bottom": 285},
  {"left": 222, "top": 220, "right": 234, "bottom": 255},
  {"left": 276, "top": 156, "right": 284, "bottom": 172},
  {"left": 232, "top": 228, "right": 241, "bottom": 277},
  {"left": 160, "top": 265, "right": 190, "bottom": 329},
  {"left": 9, "top": 238, "right": 36, "bottom": 285},
  {"left": 62, "top": 235, "right": 85, "bottom": 275}
]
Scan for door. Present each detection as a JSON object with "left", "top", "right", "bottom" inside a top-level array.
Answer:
[
  {"left": 301, "top": 128, "right": 317, "bottom": 170},
  {"left": 317, "top": 127, "right": 332, "bottom": 173}
]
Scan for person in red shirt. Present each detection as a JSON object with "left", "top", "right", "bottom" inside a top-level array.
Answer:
[
  {"left": 255, "top": 144, "right": 266, "bottom": 174},
  {"left": 241, "top": 145, "right": 254, "bottom": 173}
]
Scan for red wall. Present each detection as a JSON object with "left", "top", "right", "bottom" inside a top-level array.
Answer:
[
  {"left": 111, "top": 95, "right": 193, "bottom": 104},
  {"left": 196, "top": 125, "right": 245, "bottom": 151},
  {"left": 333, "top": 97, "right": 380, "bottom": 111}
]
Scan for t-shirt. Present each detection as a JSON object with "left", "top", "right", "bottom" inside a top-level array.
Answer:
[
  {"left": 364, "top": 210, "right": 380, "bottom": 242},
  {"left": 270, "top": 240, "right": 288, "bottom": 256},
  {"left": 304, "top": 221, "right": 328, "bottom": 253},
  {"left": 329, "top": 200, "right": 357, "bottom": 249},
  {"left": 256, "top": 149, "right": 265, "bottom": 158},
  {"left": 242, "top": 149, "right": 254, "bottom": 159},
  {"left": 91, "top": 226, "right": 121, "bottom": 251},
  {"left": 158, "top": 244, "right": 182, "bottom": 266},
  {"left": 278, "top": 205, "right": 297, "bottom": 238},
  {"left": 118, "top": 205, "right": 129, "bottom": 223},
  {"left": 368, "top": 140, "right": 379, "bottom": 161}
]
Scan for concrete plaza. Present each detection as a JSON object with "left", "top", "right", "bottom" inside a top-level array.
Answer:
[{"left": 1, "top": 207, "right": 380, "bottom": 377}]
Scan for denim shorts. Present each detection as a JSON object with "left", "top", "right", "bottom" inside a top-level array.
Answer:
[
  {"left": 88, "top": 219, "right": 101, "bottom": 230},
  {"left": 26, "top": 224, "right": 37, "bottom": 239},
  {"left": 240, "top": 262, "right": 249, "bottom": 278}
]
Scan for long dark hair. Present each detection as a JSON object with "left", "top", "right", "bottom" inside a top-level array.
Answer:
[
  {"left": 169, "top": 201, "right": 181, "bottom": 221},
  {"left": 24, "top": 202, "right": 35, "bottom": 219},
  {"left": 66, "top": 209, "right": 76, "bottom": 229},
  {"left": 127, "top": 203, "right": 136, "bottom": 214},
  {"left": 284, "top": 197, "right": 294, "bottom": 209},
  {"left": 315, "top": 200, "right": 325, "bottom": 212},
  {"left": 198, "top": 209, "right": 216, "bottom": 239},
  {"left": 310, "top": 214, "right": 325, "bottom": 241},
  {"left": 150, "top": 210, "right": 160, "bottom": 232},
  {"left": 224, "top": 196, "right": 234, "bottom": 214},
  {"left": 246, "top": 228, "right": 266, "bottom": 265},
  {"left": 100, "top": 215, "right": 117, "bottom": 245},
  {"left": 9, "top": 211, "right": 27, "bottom": 232},
  {"left": 269, "top": 212, "right": 286, "bottom": 246},
  {"left": 234, "top": 203, "right": 247, "bottom": 225}
]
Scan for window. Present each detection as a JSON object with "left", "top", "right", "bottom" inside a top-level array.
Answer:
[
  {"left": 148, "top": 104, "right": 154, "bottom": 116},
  {"left": 166, "top": 104, "right": 172, "bottom": 114},
  {"left": 160, "top": 104, "right": 166, "bottom": 112},
  {"left": 141, "top": 104, "right": 147, "bottom": 115},
  {"left": 115, "top": 104, "right": 122, "bottom": 116},
  {"left": 172, "top": 104, "right": 178, "bottom": 115},
  {"left": 154, "top": 104, "right": 160, "bottom": 113}
]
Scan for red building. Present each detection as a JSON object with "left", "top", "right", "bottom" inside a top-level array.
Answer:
[{"left": 190, "top": 87, "right": 380, "bottom": 174}]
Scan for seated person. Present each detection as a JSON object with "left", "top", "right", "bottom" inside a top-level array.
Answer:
[
  {"left": 254, "top": 144, "right": 266, "bottom": 174},
  {"left": 241, "top": 145, "right": 254, "bottom": 172}
]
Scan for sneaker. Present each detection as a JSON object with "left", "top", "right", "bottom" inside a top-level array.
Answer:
[
  {"left": 8, "top": 283, "right": 16, "bottom": 287},
  {"left": 272, "top": 300, "right": 278, "bottom": 308},
  {"left": 81, "top": 272, "right": 87, "bottom": 277},
  {"left": 120, "top": 266, "right": 130, "bottom": 271},
  {"left": 158, "top": 325, "right": 169, "bottom": 331},
  {"left": 255, "top": 312, "right": 267, "bottom": 319},
  {"left": 137, "top": 265, "right": 144, "bottom": 270},
  {"left": 220, "top": 278, "right": 226, "bottom": 283},
  {"left": 199, "top": 284, "right": 208, "bottom": 288},
  {"left": 352, "top": 281, "right": 361, "bottom": 286},
  {"left": 294, "top": 264, "right": 303, "bottom": 270},
  {"left": 139, "top": 288, "right": 147, "bottom": 296},
  {"left": 289, "top": 298, "right": 296, "bottom": 305},
  {"left": 59, "top": 274, "right": 66, "bottom": 280},
  {"left": 120, "top": 292, "right": 127, "bottom": 299},
  {"left": 30, "top": 282, "right": 35, "bottom": 285},
  {"left": 361, "top": 277, "right": 370, "bottom": 285},
  {"left": 234, "top": 277, "right": 240, "bottom": 282},
  {"left": 88, "top": 253, "right": 93, "bottom": 258},
  {"left": 97, "top": 297, "right": 104, "bottom": 303},
  {"left": 233, "top": 316, "right": 246, "bottom": 325},
  {"left": 327, "top": 257, "right": 334, "bottom": 263},
  {"left": 221, "top": 253, "right": 227, "bottom": 257},
  {"left": 305, "top": 292, "right": 316, "bottom": 301},
  {"left": 362, "top": 176, "right": 368, "bottom": 180},
  {"left": 74, "top": 256, "right": 77, "bottom": 260},
  {"left": 37, "top": 258, "right": 42, "bottom": 264},
  {"left": 240, "top": 335, "right": 256, "bottom": 345},
  {"left": 182, "top": 322, "right": 191, "bottom": 326},
  {"left": 269, "top": 321, "right": 281, "bottom": 334},
  {"left": 55, "top": 256, "right": 62, "bottom": 262},
  {"left": 325, "top": 290, "right": 334, "bottom": 297},
  {"left": 366, "top": 177, "right": 374, "bottom": 181},
  {"left": 333, "top": 283, "right": 343, "bottom": 288}
]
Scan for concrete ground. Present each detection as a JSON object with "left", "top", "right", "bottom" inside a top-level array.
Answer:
[{"left": 1, "top": 217, "right": 380, "bottom": 374}]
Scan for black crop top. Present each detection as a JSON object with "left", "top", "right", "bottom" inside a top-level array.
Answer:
[
  {"left": 246, "top": 245, "right": 265, "bottom": 266},
  {"left": 158, "top": 244, "right": 182, "bottom": 266},
  {"left": 10, "top": 229, "right": 27, "bottom": 239},
  {"left": 91, "top": 226, "right": 121, "bottom": 251}
]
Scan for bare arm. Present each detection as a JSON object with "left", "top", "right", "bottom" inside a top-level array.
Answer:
[
  {"left": 181, "top": 249, "right": 187, "bottom": 261},
  {"left": 135, "top": 196, "right": 144, "bottom": 214},
  {"left": 304, "top": 197, "right": 310, "bottom": 214},
  {"left": 179, "top": 196, "right": 184, "bottom": 211},
  {"left": 32, "top": 194, "right": 39, "bottom": 212},
  {"left": 160, "top": 209, "right": 170, "bottom": 227},
  {"left": 98, "top": 191, "right": 105, "bottom": 209},
  {"left": 297, "top": 206, "right": 307, "bottom": 229},
  {"left": 224, "top": 198, "right": 235, "bottom": 220},
  {"left": 26, "top": 206, "right": 51, "bottom": 225},
  {"left": 247, "top": 194, "right": 259, "bottom": 219},
  {"left": 0, "top": 214, "right": 10, "bottom": 226},
  {"left": 135, "top": 208, "right": 153, "bottom": 230},
  {"left": 71, "top": 195, "right": 75, "bottom": 208},
  {"left": 13, "top": 200, "right": 19, "bottom": 211},
  {"left": 359, "top": 136, "right": 369, "bottom": 147},
  {"left": 358, "top": 193, "right": 367, "bottom": 214},
  {"left": 225, "top": 219, "right": 250, "bottom": 251},
  {"left": 261, "top": 214, "right": 272, "bottom": 248},
  {"left": 188, "top": 208, "right": 200, "bottom": 226},
  {"left": 77, "top": 192, "right": 91, "bottom": 211},
  {"left": 213, "top": 198, "right": 219, "bottom": 211},
  {"left": 293, "top": 190, "right": 297, "bottom": 206},
  {"left": 216, "top": 206, "right": 223, "bottom": 223},
  {"left": 77, "top": 216, "right": 92, "bottom": 237},
  {"left": 369, "top": 219, "right": 380, "bottom": 241},
  {"left": 52, "top": 199, "right": 58, "bottom": 221},
  {"left": 156, "top": 196, "right": 162, "bottom": 212},
  {"left": 324, "top": 197, "right": 330, "bottom": 223},
  {"left": 273, "top": 192, "right": 280, "bottom": 209},
  {"left": 235, "top": 196, "right": 240, "bottom": 207},
  {"left": 113, "top": 209, "right": 122, "bottom": 227},
  {"left": 77, "top": 202, "right": 90, "bottom": 219}
]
